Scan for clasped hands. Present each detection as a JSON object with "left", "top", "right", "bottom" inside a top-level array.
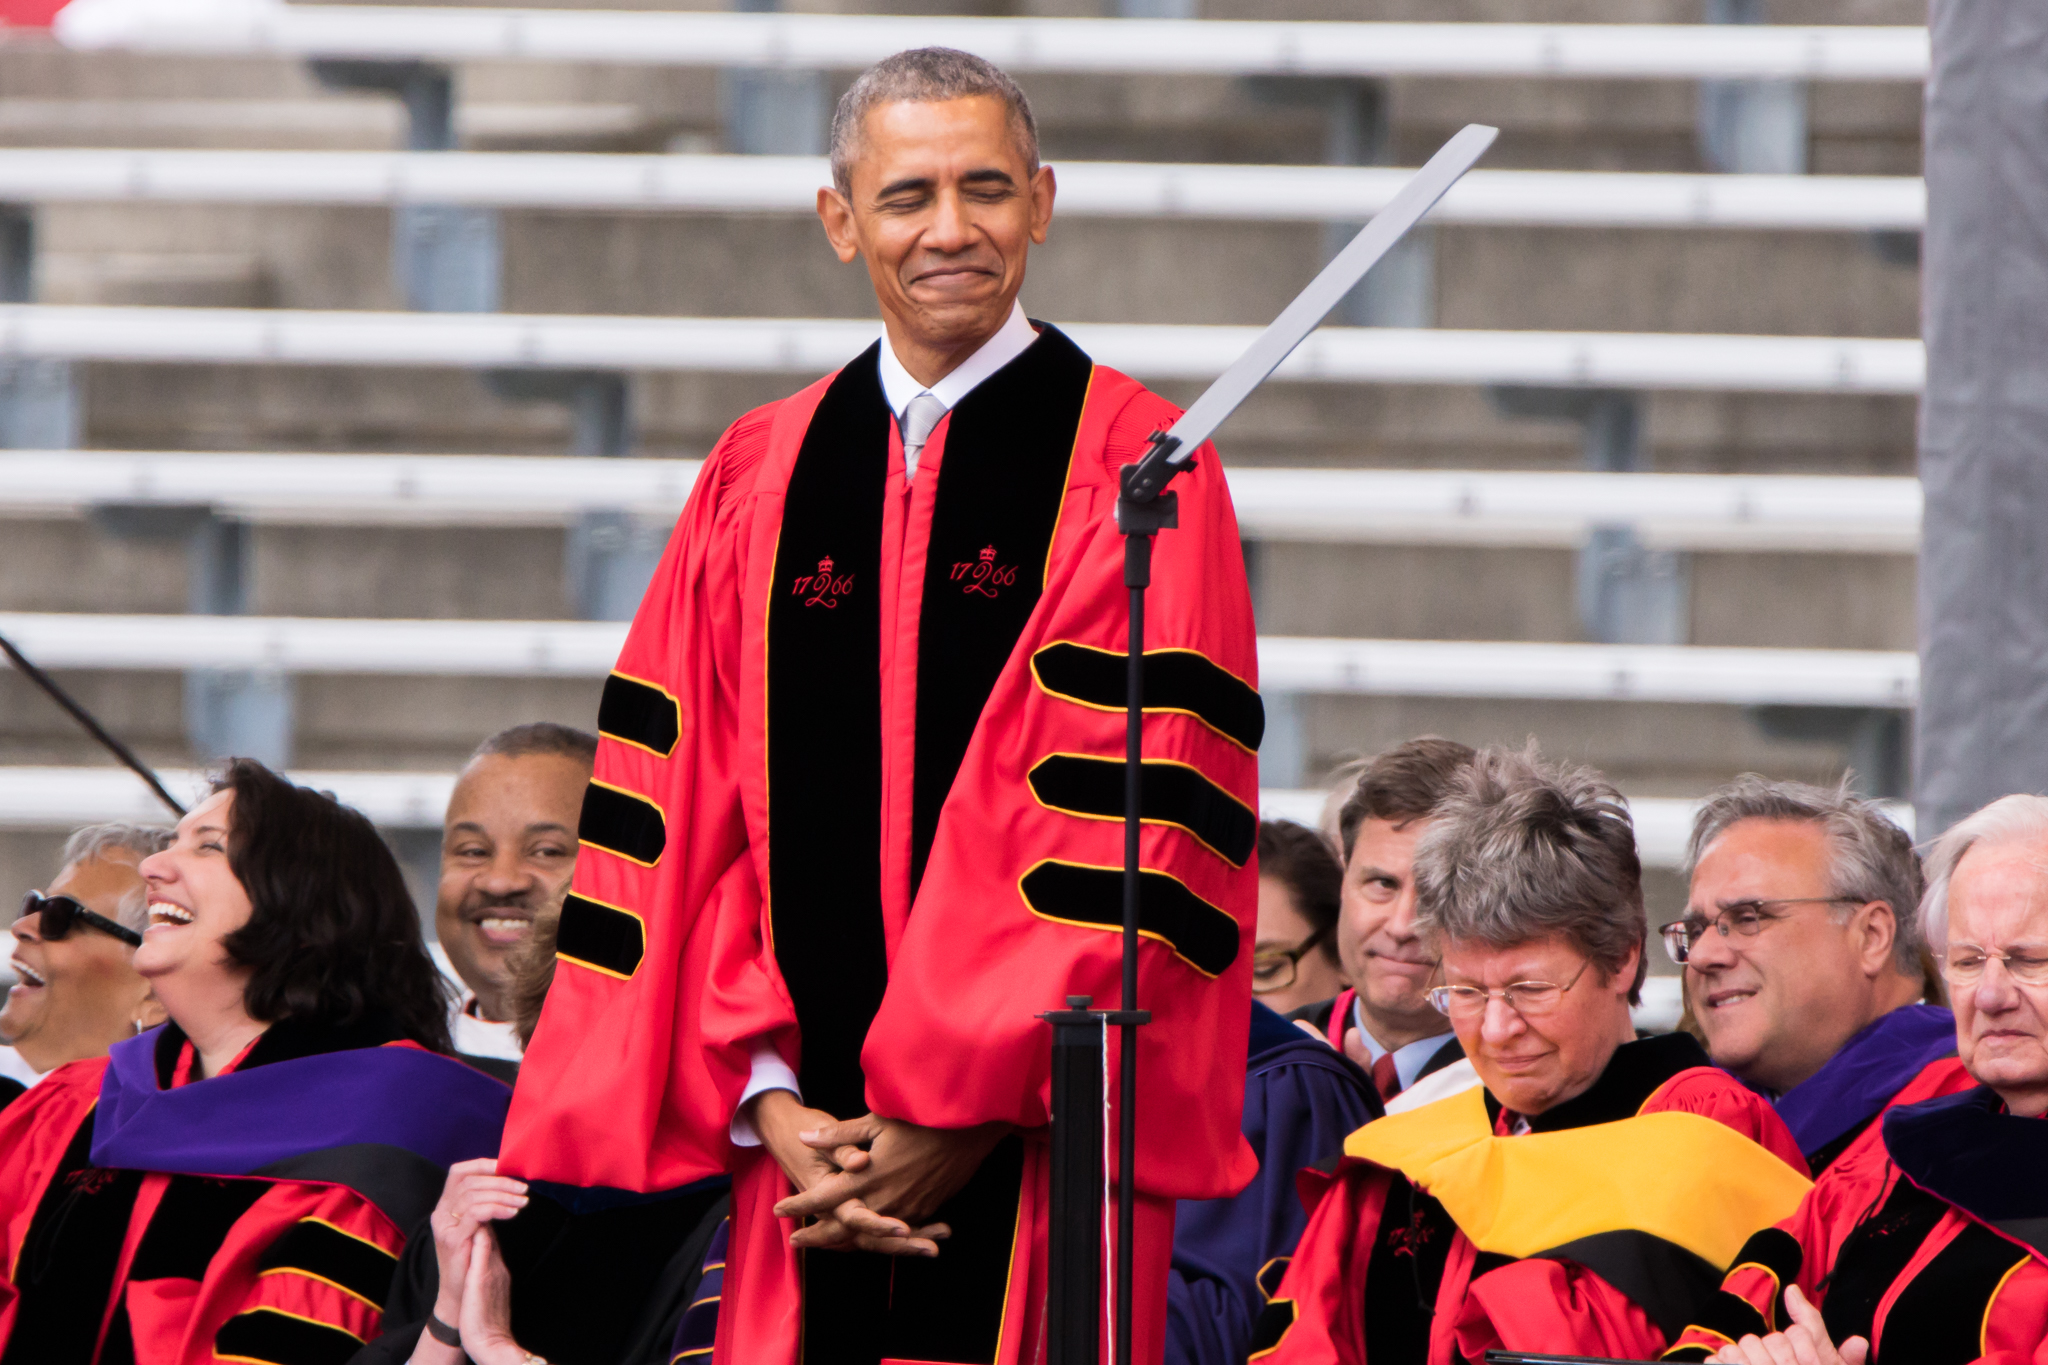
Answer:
[{"left": 749, "top": 1089, "right": 1008, "bottom": 1258}]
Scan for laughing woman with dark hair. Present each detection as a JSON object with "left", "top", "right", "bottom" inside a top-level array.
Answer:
[{"left": 0, "top": 759, "right": 510, "bottom": 1365}]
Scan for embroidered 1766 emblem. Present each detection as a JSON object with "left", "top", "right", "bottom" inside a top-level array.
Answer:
[
  {"left": 792, "top": 555, "right": 855, "bottom": 609},
  {"left": 951, "top": 544, "right": 1019, "bottom": 598}
]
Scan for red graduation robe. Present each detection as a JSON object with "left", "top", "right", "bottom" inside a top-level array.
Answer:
[
  {"left": 1667, "top": 1057, "right": 2048, "bottom": 1364},
  {"left": 0, "top": 1022, "right": 503, "bottom": 1365},
  {"left": 1258, "top": 1033, "right": 1810, "bottom": 1365},
  {"left": 502, "top": 324, "right": 1262, "bottom": 1365}
]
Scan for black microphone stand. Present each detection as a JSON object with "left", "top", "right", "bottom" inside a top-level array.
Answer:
[{"left": 1043, "top": 430, "right": 1188, "bottom": 1365}]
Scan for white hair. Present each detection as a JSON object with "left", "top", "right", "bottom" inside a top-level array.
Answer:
[
  {"left": 1920, "top": 794, "right": 2048, "bottom": 948},
  {"left": 59, "top": 822, "right": 172, "bottom": 933}
]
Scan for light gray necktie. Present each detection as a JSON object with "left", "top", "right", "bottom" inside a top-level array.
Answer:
[{"left": 900, "top": 392, "right": 947, "bottom": 480}]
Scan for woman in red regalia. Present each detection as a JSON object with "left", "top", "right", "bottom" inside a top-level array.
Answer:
[
  {"left": 1674, "top": 793, "right": 2048, "bottom": 1365},
  {"left": 1260, "top": 746, "right": 1810, "bottom": 1365},
  {"left": 0, "top": 760, "right": 509, "bottom": 1365}
]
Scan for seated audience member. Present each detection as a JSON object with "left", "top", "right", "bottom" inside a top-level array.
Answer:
[
  {"left": 1256, "top": 820, "right": 1347, "bottom": 1014},
  {"left": 1676, "top": 794, "right": 2048, "bottom": 1364},
  {"left": 1673, "top": 776, "right": 1968, "bottom": 1171},
  {"left": 0, "top": 759, "right": 509, "bottom": 1363},
  {"left": 1263, "top": 746, "right": 1810, "bottom": 1365},
  {"left": 1294, "top": 738, "right": 1476, "bottom": 1104},
  {"left": 358, "top": 902, "right": 730, "bottom": 1365},
  {"left": 436, "top": 722, "right": 596, "bottom": 1077},
  {"left": 0, "top": 822, "right": 171, "bottom": 1095},
  {"left": 1167, "top": 997, "right": 1377, "bottom": 1365}
]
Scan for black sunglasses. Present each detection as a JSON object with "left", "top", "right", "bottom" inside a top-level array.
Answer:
[{"left": 16, "top": 892, "right": 143, "bottom": 948}]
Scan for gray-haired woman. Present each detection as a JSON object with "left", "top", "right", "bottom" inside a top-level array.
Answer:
[{"left": 1258, "top": 745, "right": 1809, "bottom": 1365}]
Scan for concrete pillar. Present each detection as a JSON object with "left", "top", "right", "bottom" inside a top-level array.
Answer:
[
  {"left": 1697, "top": 0, "right": 1808, "bottom": 175},
  {"left": 1492, "top": 387, "right": 1688, "bottom": 645},
  {"left": 0, "top": 203, "right": 78, "bottom": 450},
  {"left": 723, "top": 0, "right": 827, "bottom": 157},
  {"left": 1322, "top": 82, "right": 1433, "bottom": 329},
  {"left": 313, "top": 60, "right": 501, "bottom": 313},
  {"left": 1915, "top": 0, "right": 2048, "bottom": 835}
]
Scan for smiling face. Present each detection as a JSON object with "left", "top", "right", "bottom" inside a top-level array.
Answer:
[
  {"left": 1684, "top": 818, "right": 1903, "bottom": 1093},
  {"left": 817, "top": 94, "right": 1054, "bottom": 380},
  {"left": 1947, "top": 840, "right": 2048, "bottom": 1116},
  {"left": 437, "top": 752, "right": 586, "bottom": 1021},
  {"left": 133, "top": 790, "right": 257, "bottom": 1028},
  {"left": 0, "top": 852, "right": 155, "bottom": 1070},
  {"left": 1336, "top": 817, "right": 1447, "bottom": 1050},
  {"left": 1443, "top": 932, "right": 1638, "bottom": 1117}
]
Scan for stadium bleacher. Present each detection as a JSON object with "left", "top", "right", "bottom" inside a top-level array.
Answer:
[{"left": 0, "top": 2, "right": 1926, "bottom": 942}]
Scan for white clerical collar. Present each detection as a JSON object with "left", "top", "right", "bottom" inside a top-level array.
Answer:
[{"left": 876, "top": 300, "right": 1038, "bottom": 426}]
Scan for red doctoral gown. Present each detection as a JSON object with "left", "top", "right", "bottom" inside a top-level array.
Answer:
[
  {"left": 503, "top": 324, "right": 1262, "bottom": 1365},
  {"left": 1668, "top": 1057, "right": 2048, "bottom": 1364},
  {"left": 1259, "top": 1032, "right": 1810, "bottom": 1365},
  {"left": 0, "top": 1020, "right": 507, "bottom": 1365}
]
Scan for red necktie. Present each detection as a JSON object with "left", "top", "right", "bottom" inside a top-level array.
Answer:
[{"left": 1371, "top": 1051, "right": 1401, "bottom": 1102}]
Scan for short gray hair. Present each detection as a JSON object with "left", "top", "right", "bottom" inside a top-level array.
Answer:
[
  {"left": 1414, "top": 745, "right": 1647, "bottom": 1005},
  {"left": 470, "top": 722, "right": 597, "bottom": 768},
  {"left": 829, "top": 48, "right": 1039, "bottom": 198},
  {"left": 1685, "top": 775, "right": 1924, "bottom": 974},
  {"left": 58, "top": 822, "right": 172, "bottom": 933},
  {"left": 1920, "top": 794, "right": 2048, "bottom": 948}
]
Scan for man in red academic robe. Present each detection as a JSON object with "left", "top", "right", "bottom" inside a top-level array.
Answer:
[{"left": 500, "top": 45, "right": 1261, "bottom": 1365}]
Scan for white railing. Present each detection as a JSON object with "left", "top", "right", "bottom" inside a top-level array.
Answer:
[
  {"left": 0, "top": 452, "right": 1922, "bottom": 553},
  {"left": 1259, "top": 787, "right": 1913, "bottom": 868},
  {"left": 0, "top": 150, "right": 1927, "bottom": 232},
  {"left": 0, "top": 764, "right": 1912, "bottom": 874},
  {"left": 0, "top": 613, "right": 1917, "bottom": 708},
  {"left": 55, "top": 3, "right": 1931, "bottom": 82},
  {"left": 0, "top": 306, "right": 1926, "bottom": 395}
]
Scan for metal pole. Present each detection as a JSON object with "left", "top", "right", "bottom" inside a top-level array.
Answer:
[
  {"left": 1044, "top": 995, "right": 1105, "bottom": 1365},
  {"left": 1118, "top": 531, "right": 1150, "bottom": 1365}
]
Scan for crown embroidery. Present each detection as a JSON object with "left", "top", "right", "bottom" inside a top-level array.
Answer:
[{"left": 951, "top": 543, "right": 1019, "bottom": 598}]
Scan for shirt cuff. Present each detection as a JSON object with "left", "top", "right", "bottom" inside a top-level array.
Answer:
[{"left": 730, "top": 1044, "right": 801, "bottom": 1147}]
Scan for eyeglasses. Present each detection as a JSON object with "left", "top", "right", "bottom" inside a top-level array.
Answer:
[
  {"left": 15, "top": 892, "right": 143, "bottom": 949},
  {"left": 1940, "top": 945, "right": 2048, "bottom": 988},
  {"left": 1658, "top": 897, "right": 1861, "bottom": 965},
  {"left": 1426, "top": 960, "right": 1590, "bottom": 1020},
  {"left": 1252, "top": 925, "right": 1332, "bottom": 995}
]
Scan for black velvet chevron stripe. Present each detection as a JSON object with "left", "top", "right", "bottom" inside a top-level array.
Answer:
[
  {"left": 213, "top": 1307, "right": 363, "bottom": 1365},
  {"left": 579, "top": 782, "right": 666, "bottom": 866},
  {"left": 598, "top": 672, "right": 681, "bottom": 757},
  {"left": 127, "top": 1174, "right": 269, "bottom": 1282},
  {"left": 556, "top": 893, "right": 647, "bottom": 979},
  {"left": 1031, "top": 643, "right": 1264, "bottom": 752},
  {"left": 1247, "top": 1299, "right": 1295, "bottom": 1360},
  {"left": 1537, "top": 1230, "right": 1725, "bottom": 1340},
  {"left": 256, "top": 1218, "right": 398, "bottom": 1309},
  {"left": 1027, "top": 754, "right": 1256, "bottom": 866},
  {"left": 1019, "top": 860, "right": 1238, "bottom": 976}
]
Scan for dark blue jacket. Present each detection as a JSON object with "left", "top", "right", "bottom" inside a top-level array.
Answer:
[{"left": 1164, "top": 1002, "right": 1378, "bottom": 1365}]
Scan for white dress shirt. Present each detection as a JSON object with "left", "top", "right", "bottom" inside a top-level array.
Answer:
[
  {"left": 875, "top": 301, "right": 1039, "bottom": 480},
  {"left": 452, "top": 997, "right": 523, "bottom": 1063},
  {"left": 0, "top": 1044, "right": 44, "bottom": 1090},
  {"left": 731, "top": 301, "right": 1039, "bottom": 1148},
  {"left": 1351, "top": 996, "right": 1460, "bottom": 1095}
]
